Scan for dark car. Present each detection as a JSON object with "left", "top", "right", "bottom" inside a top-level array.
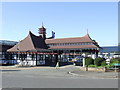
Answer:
[
  {"left": 0, "top": 59, "right": 8, "bottom": 65},
  {"left": 0, "top": 58, "right": 18, "bottom": 65},
  {"left": 72, "top": 56, "right": 83, "bottom": 66}
]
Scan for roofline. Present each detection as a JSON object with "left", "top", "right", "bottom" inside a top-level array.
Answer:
[
  {"left": 46, "top": 34, "right": 89, "bottom": 40},
  {"left": 48, "top": 48, "right": 99, "bottom": 50}
]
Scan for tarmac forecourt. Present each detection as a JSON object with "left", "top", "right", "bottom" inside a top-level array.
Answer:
[{"left": 0, "top": 65, "right": 119, "bottom": 79}]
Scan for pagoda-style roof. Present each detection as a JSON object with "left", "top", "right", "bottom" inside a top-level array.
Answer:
[
  {"left": 46, "top": 34, "right": 94, "bottom": 44},
  {"left": 46, "top": 34, "right": 99, "bottom": 50},
  {"left": 48, "top": 45, "right": 98, "bottom": 50},
  {"left": 7, "top": 31, "right": 48, "bottom": 52},
  {"left": 7, "top": 31, "right": 100, "bottom": 52}
]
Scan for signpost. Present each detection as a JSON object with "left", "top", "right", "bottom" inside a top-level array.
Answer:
[{"left": 113, "top": 63, "right": 120, "bottom": 72}]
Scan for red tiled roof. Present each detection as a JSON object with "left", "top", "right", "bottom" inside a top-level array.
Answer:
[
  {"left": 49, "top": 45, "right": 98, "bottom": 49},
  {"left": 46, "top": 34, "right": 99, "bottom": 49},
  {"left": 7, "top": 31, "right": 48, "bottom": 52},
  {"left": 45, "top": 34, "right": 94, "bottom": 44},
  {"left": 7, "top": 32, "right": 99, "bottom": 52}
]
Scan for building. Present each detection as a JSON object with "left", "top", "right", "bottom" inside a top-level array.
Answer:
[
  {"left": 7, "top": 25, "right": 100, "bottom": 66},
  {"left": 0, "top": 40, "right": 18, "bottom": 59},
  {"left": 99, "top": 46, "right": 120, "bottom": 59},
  {"left": 0, "top": 40, "right": 18, "bottom": 65}
]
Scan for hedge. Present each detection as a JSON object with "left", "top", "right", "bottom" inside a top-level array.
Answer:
[
  {"left": 94, "top": 58, "right": 106, "bottom": 66},
  {"left": 85, "top": 57, "right": 94, "bottom": 66}
]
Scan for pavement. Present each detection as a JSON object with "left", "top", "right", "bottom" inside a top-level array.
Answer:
[
  {"left": 70, "top": 70, "right": 119, "bottom": 79},
  {"left": 0, "top": 65, "right": 119, "bottom": 79},
  {"left": 0, "top": 65, "right": 119, "bottom": 88},
  {"left": 0, "top": 65, "right": 55, "bottom": 69}
]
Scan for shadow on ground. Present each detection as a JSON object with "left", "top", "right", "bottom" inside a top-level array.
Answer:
[{"left": 0, "top": 70, "right": 21, "bottom": 72}]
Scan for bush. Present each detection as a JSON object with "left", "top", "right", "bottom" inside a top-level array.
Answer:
[
  {"left": 105, "top": 65, "right": 111, "bottom": 68},
  {"left": 110, "top": 58, "right": 120, "bottom": 66},
  {"left": 88, "top": 65, "right": 96, "bottom": 67},
  {"left": 94, "top": 58, "right": 106, "bottom": 66},
  {"left": 101, "top": 60, "right": 106, "bottom": 67},
  {"left": 85, "top": 57, "right": 94, "bottom": 66}
]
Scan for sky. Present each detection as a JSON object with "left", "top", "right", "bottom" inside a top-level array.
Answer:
[{"left": 1, "top": 2, "right": 118, "bottom": 46}]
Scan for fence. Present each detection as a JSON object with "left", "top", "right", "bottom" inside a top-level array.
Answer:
[{"left": 80, "top": 66, "right": 120, "bottom": 72}]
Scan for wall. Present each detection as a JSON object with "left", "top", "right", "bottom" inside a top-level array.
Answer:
[{"left": 80, "top": 66, "right": 106, "bottom": 72}]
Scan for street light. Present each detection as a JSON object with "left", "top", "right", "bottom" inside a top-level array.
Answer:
[{"left": 82, "top": 53, "right": 86, "bottom": 67}]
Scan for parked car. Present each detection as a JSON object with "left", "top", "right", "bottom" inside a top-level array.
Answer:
[
  {"left": 0, "top": 59, "right": 8, "bottom": 65},
  {"left": 72, "top": 56, "right": 83, "bottom": 61},
  {"left": 72, "top": 56, "right": 83, "bottom": 66},
  {"left": 68, "top": 58, "right": 73, "bottom": 61},
  {"left": 0, "top": 58, "right": 18, "bottom": 65}
]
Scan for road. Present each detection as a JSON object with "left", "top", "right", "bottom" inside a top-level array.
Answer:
[{"left": 1, "top": 65, "right": 119, "bottom": 88}]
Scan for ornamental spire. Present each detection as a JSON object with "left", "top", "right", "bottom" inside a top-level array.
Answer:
[{"left": 38, "top": 23, "right": 46, "bottom": 39}]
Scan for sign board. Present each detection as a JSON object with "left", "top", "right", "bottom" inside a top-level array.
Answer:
[{"left": 113, "top": 63, "right": 120, "bottom": 66}]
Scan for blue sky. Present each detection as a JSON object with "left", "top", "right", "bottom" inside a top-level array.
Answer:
[{"left": 1, "top": 2, "right": 118, "bottom": 46}]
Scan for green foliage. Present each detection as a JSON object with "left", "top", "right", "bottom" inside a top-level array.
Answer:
[
  {"left": 85, "top": 57, "right": 94, "bottom": 66},
  {"left": 101, "top": 60, "right": 106, "bottom": 66},
  {"left": 88, "top": 65, "right": 96, "bottom": 67},
  {"left": 94, "top": 58, "right": 106, "bottom": 66},
  {"left": 105, "top": 65, "right": 111, "bottom": 68},
  {"left": 110, "top": 58, "right": 120, "bottom": 66}
]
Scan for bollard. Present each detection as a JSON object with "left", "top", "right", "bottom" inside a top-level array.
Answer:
[
  {"left": 83, "top": 58, "right": 85, "bottom": 67},
  {"left": 115, "top": 66, "right": 117, "bottom": 72},
  {"left": 103, "top": 67, "right": 107, "bottom": 72},
  {"left": 85, "top": 66, "right": 88, "bottom": 71}
]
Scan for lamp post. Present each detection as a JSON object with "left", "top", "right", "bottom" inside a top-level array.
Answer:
[
  {"left": 82, "top": 53, "right": 86, "bottom": 67},
  {"left": 83, "top": 57, "right": 85, "bottom": 67}
]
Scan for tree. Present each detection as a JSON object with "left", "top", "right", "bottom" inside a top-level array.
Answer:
[
  {"left": 101, "top": 61, "right": 106, "bottom": 66},
  {"left": 94, "top": 58, "right": 106, "bottom": 66},
  {"left": 110, "top": 58, "right": 120, "bottom": 66},
  {"left": 85, "top": 57, "right": 94, "bottom": 66}
]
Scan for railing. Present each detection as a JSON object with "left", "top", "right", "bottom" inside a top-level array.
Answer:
[{"left": 106, "top": 67, "right": 120, "bottom": 72}]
